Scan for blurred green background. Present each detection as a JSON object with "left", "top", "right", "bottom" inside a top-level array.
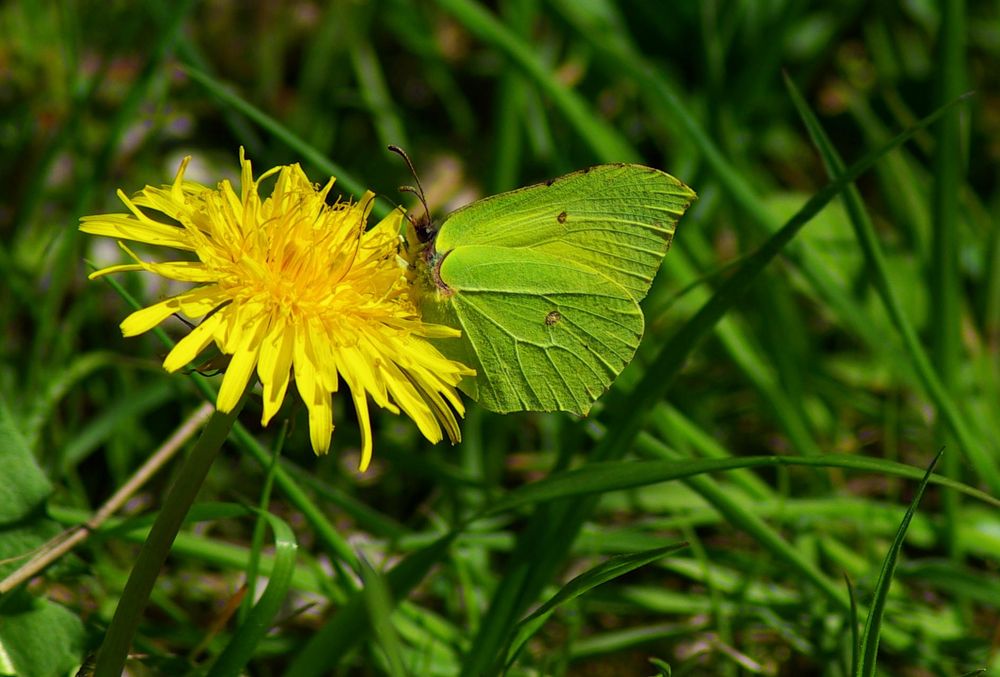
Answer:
[{"left": 2, "top": 0, "right": 999, "bottom": 675}]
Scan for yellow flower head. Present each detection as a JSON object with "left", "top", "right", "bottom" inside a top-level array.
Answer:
[{"left": 81, "top": 149, "right": 473, "bottom": 471}]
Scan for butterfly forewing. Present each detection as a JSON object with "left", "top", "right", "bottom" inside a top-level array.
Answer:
[{"left": 435, "top": 164, "right": 695, "bottom": 302}]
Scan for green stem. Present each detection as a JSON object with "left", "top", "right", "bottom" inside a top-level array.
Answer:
[
  {"left": 931, "top": 0, "right": 965, "bottom": 561},
  {"left": 93, "top": 387, "right": 251, "bottom": 677}
]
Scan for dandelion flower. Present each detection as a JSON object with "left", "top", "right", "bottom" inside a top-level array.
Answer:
[{"left": 81, "top": 149, "right": 473, "bottom": 471}]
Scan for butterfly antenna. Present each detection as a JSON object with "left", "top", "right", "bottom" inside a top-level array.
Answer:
[{"left": 387, "top": 145, "right": 432, "bottom": 233}]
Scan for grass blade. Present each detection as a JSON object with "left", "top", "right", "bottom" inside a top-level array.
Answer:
[
  {"left": 478, "top": 454, "right": 998, "bottom": 518},
  {"left": 359, "top": 556, "right": 409, "bottom": 677},
  {"left": 930, "top": 0, "right": 967, "bottom": 560},
  {"left": 206, "top": 509, "right": 298, "bottom": 677},
  {"left": 432, "top": 0, "right": 638, "bottom": 162},
  {"left": 283, "top": 532, "right": 456, "bottom": 677},
  {"left": 783, "top": 75, "right": 1000, "bottom": 494},
  {"left": 504, "top": 543, "right": 688, "bottom": 670},
  {"left": 348, "top": 8, "right": 408, "bottom": 151},
  {"left": 93, "top": 390, "right": 251, "bottom": 677},
  {"left": 846, "top": 574, "right": 859, "bottom": 676},
  {"left": 857, "top": 450, "right": 943, "bottom": 677}
]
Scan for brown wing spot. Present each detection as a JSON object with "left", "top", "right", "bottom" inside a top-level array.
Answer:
[
  {"left": 557, "top": 210, "right": 567, "bottom": 224},
  {"left": 545, "top": 310, "right": 562, "bottom": 326}
]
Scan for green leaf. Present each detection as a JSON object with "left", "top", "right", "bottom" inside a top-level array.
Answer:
[
  {"left": 0, "top": 396, "right": 51, "bottom": 524},
  {"left": 0, "top": 592, "right": 84, "bottom": 677}
]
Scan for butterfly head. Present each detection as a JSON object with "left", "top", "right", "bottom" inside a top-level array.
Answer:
[{"left": 387, "top": 144, "right": 437, "bottom": 244}]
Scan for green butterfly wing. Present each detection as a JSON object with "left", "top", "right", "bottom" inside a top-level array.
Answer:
[
  {"left": 435, "top": 164, "right": 695, "bottom": 301},
  {"left": 414, "top": 164, "right": 695, "bottom": 414},
  {"left": 422, "top": 245, "right": 644, "bottom": 413}
]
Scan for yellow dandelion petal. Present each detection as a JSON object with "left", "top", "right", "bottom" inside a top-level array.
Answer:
[
  {"left": 81, "top": 149, "right": 473, "bottom": 470},
  {"left": 351, "top": 386, "right": 374, "bottom": 472},
  {"left": 170, "top": 155, "right": 193, "bottom": 199},
  {"left": 217, "top": 310, "right": 266, "bottom": 413},
  {"left": 119, "top": 286, "right": 226, "bottom": 337},
  {"left": 292, "top": 322, "right": 320, "bottom": 399},
  {"left": 80, "top": 212, "right": 196, "bottom": 251},
  {"left": 163, "top": 312, "right": 224, "bottom": 373},
  {"left": 339, "top": 343, "right": 385, "bottom": 408},
  {"left": 414, "top": 382, "right": 462, "bottom": 443},
  {"left": 110, "top": 241, "right": 216, "bottom": 283},
  {"left": 134, "top": 189, "right": 206, "bottom": 228},
  {"left": 311, "top": 328, "right": 341, "bottom": 395},
  {"left": 381, "top": 365, "right": 436, "bottom": 429},
  {"left": 421, "top": 324, "right": 463, "bottom": 339},
  {"left": 88, "top": 262, "right": 145, "bottom": 279},
  {"left": 174, "top": 287, "right": 231, "bottom": 318},
  {"left": 258, "top": 318, "right": 294, "bottom": 426},
  {"left": 307, "top": 388, "right": 334, "bottom": 457},
  {"left": 291, "top": 320, "right": 338, "bottom": 455},
  {"left": 139, "top": 261, "right": 215, "bottom": 283},
  {"left": 371, "top": 207, "right": 405, "bottom": 236},
  {"left": 118, "top": 297, "right": 186, "bottom": 338}
]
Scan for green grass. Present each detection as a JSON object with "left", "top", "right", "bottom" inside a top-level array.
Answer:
[{"left": 2, "top": 1, "right": 999, "bottom": 675}]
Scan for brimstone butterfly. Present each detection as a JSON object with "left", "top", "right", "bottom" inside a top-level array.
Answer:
[{"left": 403, "top": 160, "right": 695, "bottom": 415}]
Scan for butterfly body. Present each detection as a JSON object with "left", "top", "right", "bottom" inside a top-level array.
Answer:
[{"left": 409, "top": 164, "right": 695, "bottom": 415}]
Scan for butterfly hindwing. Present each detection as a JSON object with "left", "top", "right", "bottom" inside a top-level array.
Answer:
[{"left": 432, "top": 245, "right": 642, "bottom": 414}]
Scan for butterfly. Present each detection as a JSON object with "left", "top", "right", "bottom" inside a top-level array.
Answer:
[{"left": 398, "top": 153, "right": 695, "bottom": 415}]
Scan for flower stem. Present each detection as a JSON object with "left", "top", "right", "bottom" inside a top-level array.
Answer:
[{"left": 94, "top": 390, "right": 250, "bottom": 677}]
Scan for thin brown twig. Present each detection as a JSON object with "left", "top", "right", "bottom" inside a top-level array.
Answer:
[{"left": 0, "top": 402, "right": 214, "bottom": 595}]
